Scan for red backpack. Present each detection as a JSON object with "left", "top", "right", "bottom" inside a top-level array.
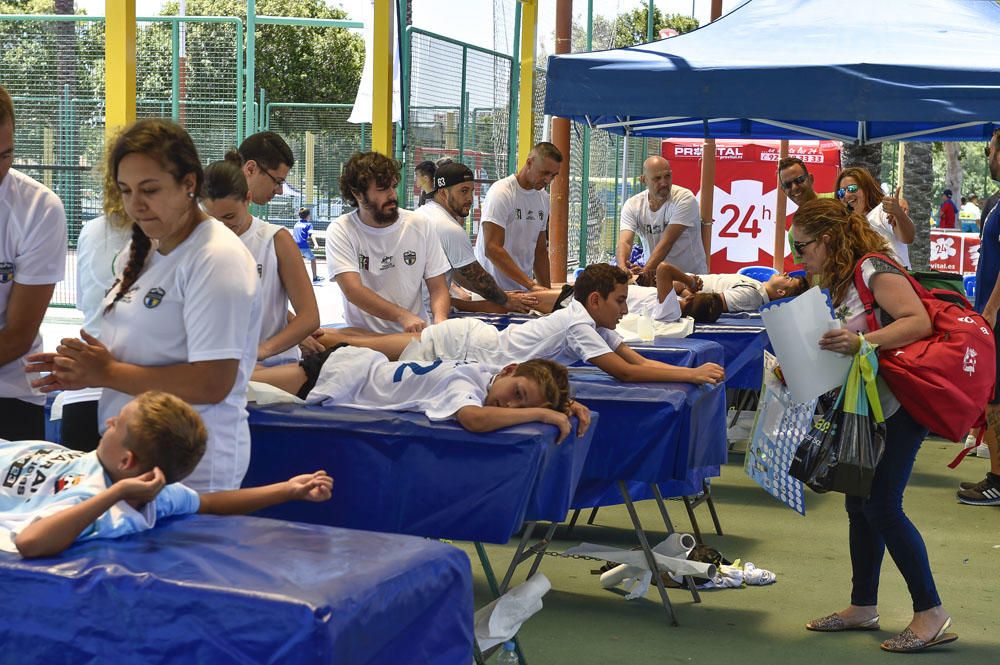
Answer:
[{"left": 852, "top": 253, "right": 995, "bottom": 442}]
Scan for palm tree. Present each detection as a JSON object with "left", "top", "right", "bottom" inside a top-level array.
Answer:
[{"left": 903, "top": 142, "right": 933, "bottom": 270}]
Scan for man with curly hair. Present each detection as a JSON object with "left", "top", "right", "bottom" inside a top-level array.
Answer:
[{"left": 325, "top": 151, "right": 451, "bottom": 333}]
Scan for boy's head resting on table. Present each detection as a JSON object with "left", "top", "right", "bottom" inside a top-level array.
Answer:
[
  {"left": 98, "top": 391, "right": 207, "bottom": 485},
  {"left": 487, "top": 359, "right": 571, "bottom": 413},
  {"left": 679, "top": 292, "right": 724, "bottom": 323}
]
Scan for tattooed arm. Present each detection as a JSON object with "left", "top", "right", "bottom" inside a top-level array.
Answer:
[{"left": 453, "top": 261, "right": 509, "bottom": 306}]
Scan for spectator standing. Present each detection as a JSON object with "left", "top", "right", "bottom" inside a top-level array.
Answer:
[
  {"left": 938, "top": 189, "right": 958, "bottom": 229},
  {"left": 293, "top": 207, "right": 320, "bottom": 282}
]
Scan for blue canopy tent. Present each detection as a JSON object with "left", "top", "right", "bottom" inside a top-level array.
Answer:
[{"left": 544, "top": 0, "right": 1000, "bottom": 143}]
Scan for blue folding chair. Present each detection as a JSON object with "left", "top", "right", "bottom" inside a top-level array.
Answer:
[
  {"left": 964, "top": 275, "right": 976, "bottom": 299},
  {"left": 737, "top": 265, "right": 778, "bottom": 282}
]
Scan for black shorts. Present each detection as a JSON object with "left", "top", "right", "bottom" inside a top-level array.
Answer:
[{"left": 296, "top": 343, "right": 348, "bottom": 400}]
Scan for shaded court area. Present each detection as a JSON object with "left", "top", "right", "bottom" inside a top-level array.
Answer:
[{"left": 463, "top": 441, "right": 997, "bottom": 663}]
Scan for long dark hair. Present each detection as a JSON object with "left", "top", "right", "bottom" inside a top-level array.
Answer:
[{"left": 105, "top": 119, "right": 203, "bottom": 313}]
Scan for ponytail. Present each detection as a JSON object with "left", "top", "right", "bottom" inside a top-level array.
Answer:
[{"left": 105, "top": 223, "right": 152, "bottom": 313}]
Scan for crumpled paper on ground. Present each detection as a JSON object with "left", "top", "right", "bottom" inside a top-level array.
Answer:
[
  {"left": 474, "top": 573, "right": 551, "bottom": 651},
  {"left": 565, "top": 534, "right": 715, "bottom": 600}
]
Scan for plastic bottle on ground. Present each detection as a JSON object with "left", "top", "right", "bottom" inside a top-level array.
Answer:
[{"left": 496, "top": 640, "right": 518, "bottom": 665}]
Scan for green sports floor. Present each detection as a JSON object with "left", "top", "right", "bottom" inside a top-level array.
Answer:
[{"left": 458, "top": 437, "right": 997, "bottom": 664}]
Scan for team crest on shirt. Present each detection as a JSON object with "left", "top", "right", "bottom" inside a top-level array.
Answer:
[
  {"left": 54, "top": 474, "right": 84, "bottom": 493},
  {"left": 358, "top": 253, "right": 370, "bottom": 271},
  {"left": 380, "top": 256, "right": 395, "bottom": 271},
  {"left": 0, "top": 261, "right": 13, "bottom": 284},
  {"left": 526, "top": 210, "right": 536, "bottom": 221},
  {"left": 403, "top": 250, "right": 416, "bottom": 266},
  {"left": 514, "top": 208, "right": 522, "bottom": 220},
  {"left": 256, "top": 263, "right": 263, "bottom": 278},
  {"left": 144, "top": 287, "right": 166, "bottom": 308},
  {"left": 538, "top": 210, "right": 544, "bottom": 221}
]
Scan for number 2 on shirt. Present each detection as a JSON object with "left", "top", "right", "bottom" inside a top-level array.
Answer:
[{"left": 392, "top": 360, "right": 444, "bottom": 383}]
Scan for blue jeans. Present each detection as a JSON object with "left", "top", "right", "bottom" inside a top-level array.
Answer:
[{"left": 846, "top": 407, "right": 941, "bottom": 612}]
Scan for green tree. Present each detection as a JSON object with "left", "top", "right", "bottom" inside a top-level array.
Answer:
[{"left": 162, "top": 0, "right": 364, "bottom": 105}]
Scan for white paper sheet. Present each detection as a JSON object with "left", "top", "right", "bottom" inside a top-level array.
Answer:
[
  {"left": 760, "top": 286, "right": 852, "bottom": 403},
  {"left": 473, "top": 573, "right": 551, "bottom": 651}
]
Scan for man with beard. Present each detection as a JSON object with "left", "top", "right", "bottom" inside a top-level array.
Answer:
[
  {"left": 616, "top": 155, "right": 706, "bottom": 279},
  {"left": 419, "top": 162, "right": 537, "bottom": 313},
  {"left": 325, "top": 152, "right": 450, "bottom": 333}
]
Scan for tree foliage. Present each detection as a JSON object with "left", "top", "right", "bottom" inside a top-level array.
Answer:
[{"left": 572, "top": 4, "right": 699, "bottom": 51}]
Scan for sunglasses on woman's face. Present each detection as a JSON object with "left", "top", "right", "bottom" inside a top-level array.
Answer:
[
  {"left": 792, "top": 239, "right": 817, "bottom": 254},
  {"left": 836, "top": 183, "right": 860, "bottom": 199}
]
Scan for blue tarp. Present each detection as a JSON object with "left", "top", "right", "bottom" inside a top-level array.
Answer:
[
  {"left": 691, "top": 315, "right": 771, "bottom": 389},
  {"left": 544, "top": 0, "right": 1000, "bottom": 143},
  {"left": 0, "top": 515, "right": 474, "bottom": 664},
  {"left": 243, "top": 404, "right": 594, "bottom": 542}
]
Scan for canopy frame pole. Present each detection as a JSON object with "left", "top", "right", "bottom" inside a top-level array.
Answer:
[{"left": 773, "top": 140, "right": 789, "bottom": 271}]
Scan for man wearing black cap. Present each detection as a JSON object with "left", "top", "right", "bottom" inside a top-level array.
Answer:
[{"left": 420, "top": 162, "right": 536, "bottom": 313}]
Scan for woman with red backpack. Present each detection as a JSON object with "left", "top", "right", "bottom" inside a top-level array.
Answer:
[{"left": 792, "top": 198, "right": 957, "bottom": 653}]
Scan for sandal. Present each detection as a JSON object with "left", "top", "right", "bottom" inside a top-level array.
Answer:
[
  {"left": 806, "top": 613, "right": 880, "bottom": 632},
  {"left": 880, "top": 617, "right": 958, "bottom": 653}
]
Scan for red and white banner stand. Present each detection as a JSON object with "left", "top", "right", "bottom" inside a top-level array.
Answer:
[
  {"left": 663, "top": 139, "right": 841, "bottom": 273},
  {"left": 929, "top": 230, "right": 979, "bottom": 275}
]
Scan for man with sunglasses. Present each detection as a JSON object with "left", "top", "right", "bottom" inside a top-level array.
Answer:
[
  {"left": 237, "top": 131, "right": 295, "bottom": 206},
  {"left": 962, "top": 129, "right": 1000, "bottom": 507},
  {"left": 778, "top": 157, "right": 825, "bottom": 263}
]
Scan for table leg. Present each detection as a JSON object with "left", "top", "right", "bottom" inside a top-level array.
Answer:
[{"left": 617, "top": 480, "right": 679, "bottom": 627}]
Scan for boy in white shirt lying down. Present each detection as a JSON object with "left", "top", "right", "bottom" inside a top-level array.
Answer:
[
  {"left": 251, "top": 345, "right": 589, "bottom": 442},
  {"left": 3, "top": 391, "right": 332, "bottom": 559},
  {"left": 315, "top": 263, "right": 725, "bottom": 385}
]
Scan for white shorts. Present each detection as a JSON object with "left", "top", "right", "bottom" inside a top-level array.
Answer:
[{"left": 399, "top": 318, "right": 501, "bottom": 363}]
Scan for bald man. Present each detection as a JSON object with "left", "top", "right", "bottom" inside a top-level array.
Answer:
[{"left": 616, "top": 155, "right": 707, "bottom": 278}]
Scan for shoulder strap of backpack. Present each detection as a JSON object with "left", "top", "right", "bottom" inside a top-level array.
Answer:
[{"left": 853, "top": 252, "right": 931, "bottom": 332}]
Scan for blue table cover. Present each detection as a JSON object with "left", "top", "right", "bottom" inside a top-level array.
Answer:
[
  {"left": 691, "top": 315, "right": 771, "bottom": 389},
  {"left": 0, "top": 515, "right": 473, "bottom": 665},
  {"left": 244, "top": 404, "right": 595, "bottom": 543},
  {"left": 567, "top": 368, "right": 727, "bottom": 508}
]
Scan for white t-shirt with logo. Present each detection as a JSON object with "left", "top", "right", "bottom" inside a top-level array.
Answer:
[
  {"left": 418, "top": 199, "right": 478, "bottom": 310},
  {"left": 76, "top": 214, "right": 132, "bottom": 337},
  {"left": 239, "top": 217, "right": 299, "bottom": 367},
  {"left": 99, "top": 219, "right": 261, "bottom": 492},
  {"left": 0, "top": 442, "right": 199, "bottom": 553},
  {"left": 474, "top": 174, "right": 549, "bottom": 291},
  {"left": 698, "top": 273, "right": 769, "bottom": 312},
  {"left": 627, "top": 284, "right": 682, "bottom": 322},
  {"left": 306, "top": 345, "right": 491, "bottom": 422},
  {"left": 0, "top": 169, "right": 67, "bottom": 405},
  {"left": 620, "top": 185, "right": 707, "bottom": 274},
  {"left": 326, "top": 209, "right": 450, "bottom": 334}
]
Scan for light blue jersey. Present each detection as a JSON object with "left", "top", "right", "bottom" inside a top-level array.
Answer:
[{"left": 0, "top": 440, "right": 200, "bottom": 553}]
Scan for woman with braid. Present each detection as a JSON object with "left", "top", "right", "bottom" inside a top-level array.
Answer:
[{"left": 27, "top": 119, "right": 261, "bottom": 492}]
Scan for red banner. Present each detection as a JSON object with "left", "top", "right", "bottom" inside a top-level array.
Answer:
[
  {"left": 929, "top": 230, "right": 979, "bottom": 275},
  {"left": 662, "top": 139, "right": 841, "bottom": 273}
]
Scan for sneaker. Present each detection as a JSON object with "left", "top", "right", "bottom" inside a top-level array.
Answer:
[
  {"left": 959, "top": 475, "right": 991, "bottom": 491},
  {"left": 957, "top": 473, "right": 1000, "bottom": 505}
]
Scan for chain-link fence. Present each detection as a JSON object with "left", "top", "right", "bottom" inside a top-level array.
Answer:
[
  {"left": 0, "top": 14, "right": 242, "bottom": 306},
  {"left": 404, "top": 28, "right": 513, "bottom": 237}
]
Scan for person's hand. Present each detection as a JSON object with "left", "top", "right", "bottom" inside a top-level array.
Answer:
[
  {"left": 115, "top": 468, "right": 167, "bottom": 508},
  {"left": 883, "top": 186, "right": 907, "bottom": 226},
  {"left": 819, "top": 328, "right": 861, "bottom": 356},
  {"left": 398, "top": 311, "right": 427, "bottom": 333},
  {"left": 687, "top": 274, "right": 703, "bottom": 292},
  {"left": 566, "top": 400, "right": 591, "bottom": 437},
  {"left": 689, "top": 362, "right": 725, "bottom": 385},
  {"left": 528, "top": 283, "right": 548, "bottom": 293},
  {"left": 299, "top": 334, "right": 326, "bottom": 356},
  {"left": 505, "top": 291, "right": 539, "bottom": 313},
  {"left": 626, "top": 262, "right": 644, "bottom": 275},
  {"left": 52, "top": 330, "right": 115, "bottom": 388},
  {"left": 285, "top": 470, "right": 334, "bottom": 502},
  {"left": 24, "top": 352, "right": 68, "bottom": 393},
  {"left": 540, "top": 410, "right": 571, "bottom": 443}
]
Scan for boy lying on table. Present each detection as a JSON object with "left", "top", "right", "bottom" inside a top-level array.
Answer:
[
  {"left": 313, "top": 263, "right": 725, "bottom": 385},
  {"left": 251, "top": 346, "right": 590, "bottom": 443},
  {"left": 2, "top": 391, "right": 332, "bottom": 559}
]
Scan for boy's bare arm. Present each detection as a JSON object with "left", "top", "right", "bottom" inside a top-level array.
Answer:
[
  {"left": 15, "top": 469, "right": 166, "bottom": 559},
  {"left": 456, "top": 405, "right": 571, "bottom": 443},
  {"left": 588, "top": 346, "right": 725, "bottom": 385},
  {"left": 198, "top": 471, "right": 333, "bottom": 515}
]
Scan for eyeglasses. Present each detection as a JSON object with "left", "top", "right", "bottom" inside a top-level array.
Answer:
[
  {"left": 835, "top": 184, "right": 860, "bottom": 199},
  {"left": 780, "top": 173, "right": 809, "bottom": 190},
  {"left": 261, "top": 167, "right": 286, "bottom": 190},
  {"left": 792, "top": 239, "right": 817, "bottom": 254}
]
